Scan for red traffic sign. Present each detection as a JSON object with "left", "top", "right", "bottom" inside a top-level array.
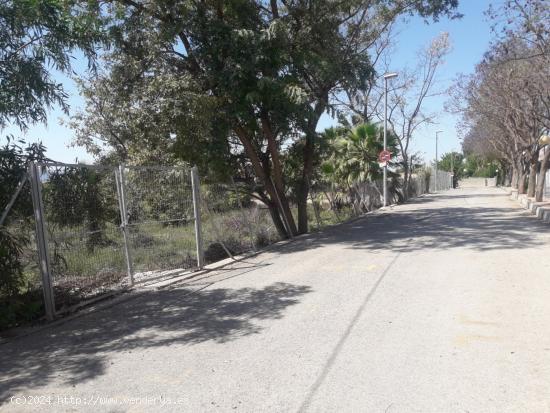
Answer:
[{"left": 378, "top": 150, "right": 392, "bottom": 163}]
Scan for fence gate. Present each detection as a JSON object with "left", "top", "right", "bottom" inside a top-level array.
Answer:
[
  {"left": 28, "top": 162, "right": 208, "bottom": 316},
  {"left": 121, "top": 165, "right": 200, "bottom": 283},
  {"left": 34, "top": 162, "right": 126, "bottom": 313},
  {"left": 24, "top": 160, "right": 292, "bottom": 319}
]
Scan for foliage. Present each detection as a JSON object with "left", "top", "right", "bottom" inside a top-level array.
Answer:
[
  {"left": 342, "top": 31, "right": 452, "bottom": 198},
  {"left": 453, "top": 1, "right": 549, "bottom": 198},
  {"left": 321, "top": 123, "right": 398, "bottom": 187},
  {"left": 1, "top": 138, "right": 47, "bottom": 216},
  {"left": 0, "top": 139, "right": 48, "bottom": 330},
  {"left": 43, "top": 166, "right": 119, "bottom": 251},
  {"left": 71, "top": 0, "right": 460, "bottom": 235},
  {"left": 0, "top": 0, "right": 104, "bottom": 129},
  {"left": 437, "top": 151, "right": 464, "bottom": 178},
  {"left": 460, "top": 154, "right": 499, "bottom": 178}
]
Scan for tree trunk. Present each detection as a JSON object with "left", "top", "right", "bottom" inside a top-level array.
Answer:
[
  {"left": 266, "top": 201, "right": 289, "bottom": 239},
  {"left": 260, "top": 115, "right": 298, "bottom": 236},
  {"left": 297, "top": 96, "right": 326, "bottom": 235},
  {"left": 511, "top": 167, "right": 518, "bottom": 188},
  {"left": 516, "top": 157, "right": 528, "bottom": 194},
  {"left": 234, "top": 125, "right": 297, "bottom": 238},
  {"left": 535, "top": 148, "right": 550, "bottom": 202},
  {"left": 402, "top": 157, "right": 410, "bottom": 200},
  {"left": 527, "top": 160, "right": 537, "bottom": 198},
  {"left": 297, "top": 131, "right": 314, "bottom": 234},
  {"left": 518, "top": 171, "right": 527, "bottom": 194}
]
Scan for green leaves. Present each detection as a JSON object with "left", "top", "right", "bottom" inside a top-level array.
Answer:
[
  {"left": 321, "top": 122, "right": 399, "bottom": 186},
  {"left": 0, "top": 0, "right": 106, "bottom": 129}
]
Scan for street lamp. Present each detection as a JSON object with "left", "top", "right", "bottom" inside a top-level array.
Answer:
[
  {"left": 383, "top": 72, "right": 398, "bottom": 207},
  {"left": 435, "top": 130, "right": 443, "bottom": 191},
  {"left": 450, "top": 149, "right": 454, "bottom": 189}
]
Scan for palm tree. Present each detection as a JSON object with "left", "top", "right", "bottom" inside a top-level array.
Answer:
[
  {"left": 321, "top": 122, "right": 399, "bottom": 211},
  {"left": 322, "top": 123, "right": 398, "bottom": 184}
]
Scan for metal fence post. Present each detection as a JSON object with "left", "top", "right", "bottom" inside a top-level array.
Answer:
[
  {"left": 116, "top": 165, "right": 134, "bottom": 286},
  {"left": 0, "top": 174, "right": 28, "bottom": 227},
  {"left": 191, "top": 166, "right": 205, "bottom": 269},
  {"left": 29, "top": 163, "right": 56, "bottom": 321}
]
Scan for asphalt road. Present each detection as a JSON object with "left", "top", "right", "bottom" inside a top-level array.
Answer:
[{"left": 2, "top": 186, "right": 550, "bottom": 412}]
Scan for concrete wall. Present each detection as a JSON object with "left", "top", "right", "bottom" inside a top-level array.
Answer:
[{"left": 460, "top": 177, "right": 497, "bottom": 188}]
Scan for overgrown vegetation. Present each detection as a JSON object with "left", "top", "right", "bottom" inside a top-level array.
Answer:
[{"left": 0, "top": 139, "right": 47, "bottom": 329}]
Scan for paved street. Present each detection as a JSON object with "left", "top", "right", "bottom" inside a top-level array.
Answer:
[{"left": 1, "top": 186, "right": 550, "bottom": 412}]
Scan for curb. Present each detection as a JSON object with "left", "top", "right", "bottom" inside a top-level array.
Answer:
[{"left": 502, "top": 187, "right": 550, "bottom": 224}]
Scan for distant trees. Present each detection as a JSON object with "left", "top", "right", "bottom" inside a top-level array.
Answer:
[
  {"left": 340, "top": 32, "right": 452, "bottom": 199},
  {"left": 386, "top": 32, "right": 451, "bottom": 198},
  {"left": 452, "top": 0, "right": 549, "bottom": 201},
  {"left": 437, "top": 151, "right": 463, "bottom": 177}
]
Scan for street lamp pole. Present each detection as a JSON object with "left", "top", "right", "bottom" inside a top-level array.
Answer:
[
  {"left": 383, "top": 72, "right": 398, "bottom": 207},
  {"left": 435, "top": 130, "right": 443, "bottom": 192},
  {"left": 450, "top": 149, "right": 454, "bottom": 189}
]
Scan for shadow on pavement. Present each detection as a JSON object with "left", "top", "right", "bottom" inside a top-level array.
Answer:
[
  {"left": 272, "top": 192, "right": 547, "bottom": 255},
  {"left": 0, "top": 281, "right": 311, "bottom": 401}
]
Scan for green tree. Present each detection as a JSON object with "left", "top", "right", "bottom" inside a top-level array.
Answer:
[
  {"left": 0, "top": 0, "right": 104, "bottom": 129},
  {"left": 437, "top": 152, "right": 463, "bottom": 177},
  {"left": 75, "top": 0, "right": 459, "bottom": 237},
  {"left": 0, "top": 139, "right": 48, "bottom": 329},
  {"left": 43, "top": 167, "right": 119, "bottom": 252},
  {"left": 321, "top": 123, "right": 398, "bottom": 187}
]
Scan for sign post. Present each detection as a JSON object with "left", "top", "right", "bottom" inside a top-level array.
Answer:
[
  {"left": 379, "top": 150, "right": 392, "bottom": 205},
  {"left": 378, "top": 150, "right": 392, "bottom": 163}
]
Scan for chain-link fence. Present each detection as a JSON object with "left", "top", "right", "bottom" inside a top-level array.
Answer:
[
  {"left": 429, "top": 168, "right": 453, "bottom": 192},
  {"left": 200, "top": 179, "right": 282, "bottom": 263},
  {"left": 39, "top": 163, "right": 127, "bottom": 311},
  {"left": 3, "top": 162, "right": 452, "bottom": 324},
  {"left": 306, "top": 167, "right": 450, "bottom": 231},
  {"left": 123, "top": 166, "right": 198, "bottom": 281},
  {"left": 6, "top": 162, "right": 285, "bottom": 320}
]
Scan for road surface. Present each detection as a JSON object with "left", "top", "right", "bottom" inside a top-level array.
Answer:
[{"left": 2, "top": 186, "right": 550, "bottom": 412}]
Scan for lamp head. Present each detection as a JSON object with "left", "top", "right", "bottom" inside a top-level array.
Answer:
[
  {"left": 539, "top": 134, "right": 550, "bottom": 146},
  {"left": 383, "top": 72, "right": 398, "bottom": 79}
]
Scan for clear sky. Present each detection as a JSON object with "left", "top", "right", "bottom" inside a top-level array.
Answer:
[{"left": 1, "top": 0, "right": 493, "bottom": 164}]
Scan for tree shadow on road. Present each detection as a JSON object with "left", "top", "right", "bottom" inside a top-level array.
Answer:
[
  {"left": 0, "top": 280, "right": 311, "bottom": 401},
  {"left": 273, "top": 193, "right": 547, "bottom": 255}
]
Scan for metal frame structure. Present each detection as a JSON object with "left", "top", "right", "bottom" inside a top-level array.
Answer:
[{"left": 28, "top": 163, "right": 56, "bottom": 320}]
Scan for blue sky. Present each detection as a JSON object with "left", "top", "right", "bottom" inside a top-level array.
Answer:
[{"left": 1, "top": 0, "right": 493, "bottom": 163}]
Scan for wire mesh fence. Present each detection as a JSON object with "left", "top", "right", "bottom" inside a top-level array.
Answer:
[
  {"left": 3, "top": 161, "right": 453, "bottom": 324},
  {"left": 200, "top": 179, "right": 282, "bottom": 263},
  {"left": 429, "top": 169, "right": 453, "bottom": 192},
  {"left": 123, "top": 166, "right": 198, "bottom": 279},
  {"left": 39, "top": 163, "right": 127, "bottom": 311},
  {"left": 306, "top": 168, "right": 447, "bottom": 231}
]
